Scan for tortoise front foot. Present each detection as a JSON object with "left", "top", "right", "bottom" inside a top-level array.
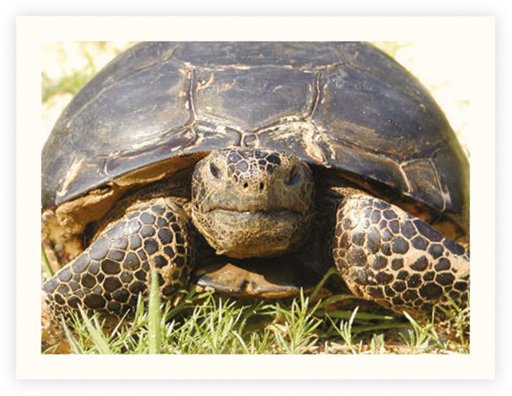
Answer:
[
  {"left": 42, "top": 198, "right": 193, "bottom": 322},
  {"left": 332, "top": 194, "right": 469, "bottom": 336}
]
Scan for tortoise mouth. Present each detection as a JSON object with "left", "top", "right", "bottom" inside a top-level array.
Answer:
[
  {"left": 206, "top": 207, "right": 302, "bottom": 217},
  {"left": 192, "top": 207, "right": 311, "bottom": 259}
]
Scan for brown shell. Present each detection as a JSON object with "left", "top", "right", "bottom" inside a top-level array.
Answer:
[{"left": 42, "top": 42, "right": 469, "bottom": 222}]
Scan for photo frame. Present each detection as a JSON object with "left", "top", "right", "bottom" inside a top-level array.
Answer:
[{"left": 17, "top": 16, "right": 494, "bottom": 380}]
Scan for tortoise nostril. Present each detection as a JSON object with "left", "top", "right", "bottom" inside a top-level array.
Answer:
[
  {"left": 259, "top": 182, "right": 264, "bottom": 191},
  {"left": 243, "top": 182, "right": 249, "bottom": 189}
]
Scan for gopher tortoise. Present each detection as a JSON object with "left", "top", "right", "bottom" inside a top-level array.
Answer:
[{"left": 42, "top": 42, "right": 470, "bottom": 334}]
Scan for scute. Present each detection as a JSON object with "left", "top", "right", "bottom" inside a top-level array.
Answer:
[
  {"left": 42, "top": 42, "right": 468, "bottom": 225},
  {"left": 194, "top": 66, "right": 316, "bottom": 130},
  {"left": 67, "top": 61, "right": 191, "bottom": 151},
  {"left": 171, "top": 41, "right": 342, "bottom": 68}
]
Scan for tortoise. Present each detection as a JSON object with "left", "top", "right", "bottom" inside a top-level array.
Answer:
[{"left": 41, "top": 42, "right": 470, "bottom": 335}]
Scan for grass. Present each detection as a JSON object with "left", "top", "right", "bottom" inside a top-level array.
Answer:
[
  {"left": 41, "top": 42, "right": 132, "bottom": 106},
  {"left": 42, "top": 269, "right": 470, "bottom": 355},
  {"left": 41, "top": 49, "right": 97, "bottom": 104}
]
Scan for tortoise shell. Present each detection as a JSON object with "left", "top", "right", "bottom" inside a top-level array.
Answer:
[{"left": 42, "top": 42, "right": 469, "bottom": 224}]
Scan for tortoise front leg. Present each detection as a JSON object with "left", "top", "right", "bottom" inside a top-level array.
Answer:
[
  {"left": 42, "top": 198, "right": 193, "bottom": 320},
  {"left": 332, "top": 194, "right": 469, "bottom": 335}
]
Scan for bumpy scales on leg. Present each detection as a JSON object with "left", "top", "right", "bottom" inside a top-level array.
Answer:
[
  {"left": 333, "top": 193, "right": 469, "bottom": 334},
  {"left": 42, "top": 198, "right": 193, "bottom": 320}
]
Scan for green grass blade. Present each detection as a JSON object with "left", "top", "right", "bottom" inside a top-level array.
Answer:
[
  {"left": 310, "top": 267, "right": 339, "bottom": 301},
  {"left": 148, "top": 270, "right": 162, "bottom": 354},
  {"left": 351, "top": 322, "right": 410, "bottom": 334},
  {"left": 61, "top": 316, "right": 85, "bottom": 354},
  {"left": 41, "top": 245, "right": 54, "bottom": 278},
  {"left": 316, "top": 310, "right": 396, "bottom": 321},
  {"left": 78, "top": 307, "right": 112, "bottom": 354}
]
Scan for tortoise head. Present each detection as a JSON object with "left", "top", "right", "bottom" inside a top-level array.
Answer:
[{"left": 191, "top": 148, "right": 315, "bottom": 259}]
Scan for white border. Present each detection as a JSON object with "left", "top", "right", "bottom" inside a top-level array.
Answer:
[{"left": 17, "top": 16, "right": 495, "bottom": 380}]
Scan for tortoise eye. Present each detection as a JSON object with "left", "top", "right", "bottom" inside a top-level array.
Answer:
[
  {"left": 209, "top": 162, "right": 222, "bottom": 180},
  {"left": 287, "top": 165, "right": 300, "bottom": 185}
]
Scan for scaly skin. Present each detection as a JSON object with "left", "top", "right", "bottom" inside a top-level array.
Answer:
[
  {"left": 43, "top": 198, "right": 192, "bottom": 319},
  {"left": 333, "top": 193, "right": 469, "bottom": 334},
  {"left": 42, "top": 148, "right": 469, "bottom": 336}
]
